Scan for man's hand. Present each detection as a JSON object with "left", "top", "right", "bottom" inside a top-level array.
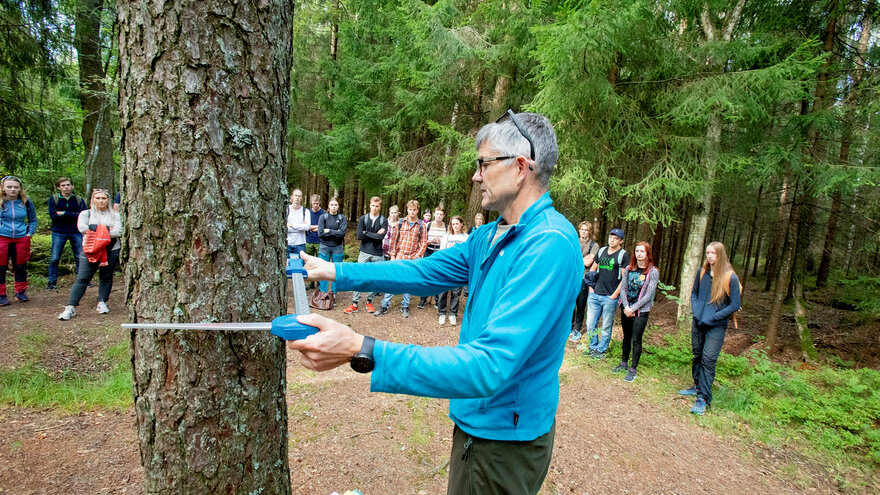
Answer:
[
  {"left": 287, "top": 314, "right": 364, "bottom": 372},
  {"left": 377, "top": 228, "right": 386, "bottom": 235},
  {"left": 324, "top": 228, "right": 330, "bottom": 233},
  {"left": 300, "top": 251, "right": 337, "bottom": 281},
  {"left": 309, "top": 225, "right": 318, "bottom": 232}
]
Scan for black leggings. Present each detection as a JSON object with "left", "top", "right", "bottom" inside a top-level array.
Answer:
[{"left": 620, "top": 310, "right": 649, "bottom": 369}]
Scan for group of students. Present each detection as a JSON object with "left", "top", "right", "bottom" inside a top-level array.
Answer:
[
  {"left": 286, "top": 190, "right": 482, "bottom": 324},
  {"left": 0, "top": 175, "right": 122, "bottom": 320},
  {"left": 569, "top": 222, "right": 742, "bottom": 414}
]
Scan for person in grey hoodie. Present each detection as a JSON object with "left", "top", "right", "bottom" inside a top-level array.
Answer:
[
  {"left": 680, "top": 241, "right": 741, "bottom": 415},
  {"left": 614, "top": 242, "right": 659, "bottom": 383}
]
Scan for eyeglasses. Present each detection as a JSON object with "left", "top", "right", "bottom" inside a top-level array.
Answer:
[
  {"left": 496, "top": 109, "right": 535, "bottom": 161},
  {"left": 475, "top": 155, "right": 517, "bottom": 175}
]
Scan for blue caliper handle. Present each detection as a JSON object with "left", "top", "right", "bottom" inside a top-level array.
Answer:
[{"left": 271, "top": 314, "right": 319, "bottom": 340}]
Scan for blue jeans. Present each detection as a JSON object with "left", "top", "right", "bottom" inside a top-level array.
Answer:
[
  {"left": 587, "top": 293, "right": 619, "bottom": 353},
  {"left": 48, "top": 232, "right": 83, "bottom": 283},
  {"left": 287, "top": 244, "right": 305, "bottom": 256},
  {"left": 691, "top": 319, "right": 728, "bottom": 405},
  {"left": 318, "top": 244, "right": 344, "bottom": 293},
  {"left": 381, "top": 291, "right": 411, "bottom": 309}
]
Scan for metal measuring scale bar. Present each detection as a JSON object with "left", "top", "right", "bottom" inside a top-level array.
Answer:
[{"left": 122, "top": 256, "right": 318, "bottom": 340}]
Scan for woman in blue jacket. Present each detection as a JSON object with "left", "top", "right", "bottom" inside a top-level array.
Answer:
[
  {"left": 681, "top": 241, "right": 740, "bottom": 415},
  {"left": 0, "top": 176, "right": 37, "bottom": 305}
]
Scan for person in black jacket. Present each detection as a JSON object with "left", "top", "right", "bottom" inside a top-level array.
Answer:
[
  {"left": 344, "top": 196, "right": 388, "bottom": 314},
  {"left": 317, "top": 197, "right": 347, "bottom": 294},
  {"left": 47, "top": 178, "right": 87, "bottom": 290}
]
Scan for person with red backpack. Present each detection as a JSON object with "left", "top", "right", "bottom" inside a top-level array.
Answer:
[
  {"left": 374, "top": 199, "right": 427, "bottom": 318},
  {"left": 679, "top": 241, "right": 741, "bottom": 415},
  {"left": 58, "top": 188, "right": 121, "bottom": 320}
]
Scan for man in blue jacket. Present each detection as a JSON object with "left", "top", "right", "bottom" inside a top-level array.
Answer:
[
  {"left": 291, "top": 111, "right": 581, "bottom": 494},
  {"left": 47, "top": 177, "right": 87, "bottom": 290}
]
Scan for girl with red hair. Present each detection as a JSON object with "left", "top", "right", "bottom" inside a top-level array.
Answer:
[{"left": 614, "top": 242, "right": 660, "bottom": 382}]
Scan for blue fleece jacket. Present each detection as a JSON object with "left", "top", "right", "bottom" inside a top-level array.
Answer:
[
  {"left": 690, "top": 269, "right": 741, "bottom": 326},
  {"left": 0, "top": 199, "right": 37, "bottom": 238},
  {"left": 336, "top": 192, "right": 582, "bottom": 441}
]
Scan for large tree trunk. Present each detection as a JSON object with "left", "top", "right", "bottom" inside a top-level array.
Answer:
[
  {"left": 119, "top": 1, "right": 293, "bottom": 493},
  {"left": 76, "top": 0, "right": 115, "bottom": 196}
]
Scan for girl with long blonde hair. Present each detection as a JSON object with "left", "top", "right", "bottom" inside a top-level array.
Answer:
[
  {"left": 58, "top": 188, "right": 122, "bottom": 320},
  {"left": 680, "top": 241, "right": 741, "bottom": 415}
]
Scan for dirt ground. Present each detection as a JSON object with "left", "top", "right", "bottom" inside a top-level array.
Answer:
[{"left": 0, "top": 280, "right": 875, "bottom": 494}]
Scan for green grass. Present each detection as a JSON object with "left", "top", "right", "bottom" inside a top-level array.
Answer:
[
  {"left": 0, "top": 340, "right": 132, "bottom": 412},
  {"left": 581, "top": 328, "right": 880, "bottom": 489}
]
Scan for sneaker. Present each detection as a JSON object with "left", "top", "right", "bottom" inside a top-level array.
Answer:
[
  {"left": 678, "top": 386, "right": 698, "bottom": 396},
  {"left": 625, "top": 369, "right": 637, "bottom": 382},
  {"left": 691, "top": 397, "right": 707, "bottom": 415},
  {"left": 96, "top": 301, "right": 110, "bottom": 314},
  {"left": 366, "top": 302, "right": 375, "bottom": 313},
  {"left": 58, "top": 306, "right": 76, "bottom": 320},
  {"left": 438, "top": 315, "right": 446, "bottom": 325},
  {"left": 592, "top": 352, "right": 606, "bottom": 360},
  {"left": 0, "top": 295, "right": 9, "bottom": 306},
  {"left": 374, "top": 306, "right": 389, "bottom": 317},
  {"left": 417, "top": 302, "right": 426, "bottom": 309},
  {"left": 47, "top": 282, "right": 57, "bottom": 290},
  {"left": 402, "top": 307, "right": 410, "bottom": 318},
  {"left": 448, "top": 315, "right": 457, "bottom": 325},
  {"left": 611, "top": 362, "right": 627, "bottom": 373},
  {"left": 343, "top": 303, "right": 358, "bottom": 314},
  {"left": 14, "top": 292, "right": 29, "bottom": 302},
  {"left": 569, "top": 331, "right": 582, "bottom": 343}
]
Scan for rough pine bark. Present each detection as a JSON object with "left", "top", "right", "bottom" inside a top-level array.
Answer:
[{"left": 118, "top": 0, "right": 293, "bottom": 493}]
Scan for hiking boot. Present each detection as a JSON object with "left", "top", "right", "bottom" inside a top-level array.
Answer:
[
  {"left": 448, "top": 315, "right": 456, "bottom": 325},
  {"left": 58, "top": 306, "right": 76, "bottom": 320},
  {"left": 569, "top": 331, "right": 582, "bottom": 343},
  {"left": 96, "top": 301, "right": 109, "bottom": 314},
  {"left": 691, "top": 397, "right": 707, "bottom": 415},
  {"left": 438, "top": 315, "right": 446, "bottom": 325},
  {"left": 625, "top": 369, "right": 637, "bottom": 382},
  {"left": 0, "top": 295, "right": 9, "bottom": 306},
  {"left": 401, "top": 307, "right": 410, "bottom": 318},
  {"left": 611, "top": 362, "right": 627, "bottom": 373},
  {"left": 592, "top": 351, "right": 606, "bottom": 360},
  {"left": 678, "top": 386, "right": 698, "bottom": 396},
  {"left": 374, "top": 306, "right": 389, "bottom": 317},
  {"left": 14, "top": 292, "right": 29, "bottom": 302},
  {"left": 366, "top": 302, "right": 375, "bottom": 313},
  {"left": 47, "top": 282, "right": 57, "bottom": 290},
  {"left": 343, "top": 303, "right": 358, "bottom": 314}
]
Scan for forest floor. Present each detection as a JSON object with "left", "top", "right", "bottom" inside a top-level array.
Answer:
[{"left": 0, "top": 277, "right": 877, "bottom": 494}]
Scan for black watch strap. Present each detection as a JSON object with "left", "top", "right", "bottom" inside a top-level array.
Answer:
[{"left": 350, "top": 336, "right": 376, "bottom": 373}]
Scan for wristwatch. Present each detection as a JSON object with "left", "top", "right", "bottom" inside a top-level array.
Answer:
[{"left": 350, "top": 336, "right": 376, "bottom": 373}]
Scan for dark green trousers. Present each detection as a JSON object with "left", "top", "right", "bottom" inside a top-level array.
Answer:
[{"left": 447, "top": 422, "right": 555, "bottom": 495}]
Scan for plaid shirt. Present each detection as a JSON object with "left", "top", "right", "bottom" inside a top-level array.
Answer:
[{"left": 390, "top": 219, "right": 427, "bottom": 260}]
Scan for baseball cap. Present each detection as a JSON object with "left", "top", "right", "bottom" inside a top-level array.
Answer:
[{"left": 609, "top": 228, "right": 625, "bottom": 239}]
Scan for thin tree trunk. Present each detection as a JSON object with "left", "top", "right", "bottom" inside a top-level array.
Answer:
[
  {"left": 764, "top": 175, "right": 791, "bottom": 290},
  {"left": 751, "top": 228, "right": 762, "bottom": 277},
  {"left": 816, "top": 192, "right": 841, "bottom": 287},
  {"left": 742, "top": 184, "right": 763, "bottom": 289},
  {"left": 793, "top": 278, "right": 818, "bottom": 362},
  {"left": 119, "top": 0, "right": 293, "bottom": 492},
  {"left": 677, "top": 114, "right": 718, "bottom": 324},
  {"left": 765, "top": 179, "right": 801, "bottom": 353},
  {"left": 76, "top": 0, "right": 116, "bottom": 197}
]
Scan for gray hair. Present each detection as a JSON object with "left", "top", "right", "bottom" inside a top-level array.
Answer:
[{"left": 475, "top": 112, "right": 558, "bottom": 188}]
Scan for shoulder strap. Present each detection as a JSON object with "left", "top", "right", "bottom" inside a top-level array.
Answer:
[
  {"left": 598, "top": 246, "right": 607, "bottom": 258},
  {"left": 616, "top": 249, "right": 626, "bottom": 279}
]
